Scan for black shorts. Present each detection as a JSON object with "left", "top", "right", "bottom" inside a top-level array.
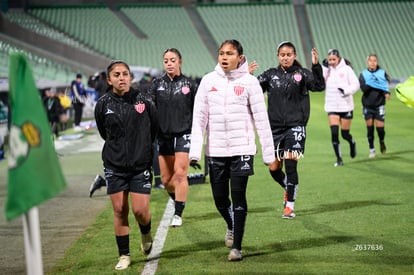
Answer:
[
  {"left": 272, "top": 126, "right": 306, "bottom": 160},
  {"left": 328, "top": 111, "right": 354, "bottom": 119},
  {"left": 104, "top": 168, "right": 152, "bottom": 195},
  {"left": 158, "top": 134, "right": 191, "bottom": 156},
  {"left": 208, "top": 155, "right": 254, "bottom": 184},
  {"left": 363, "top": 105, "right": 385, "bottom": 122}
]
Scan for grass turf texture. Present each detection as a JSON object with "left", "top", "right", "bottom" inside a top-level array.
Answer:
[{"left": 36, "top": 90, "right": 414, "bottom": 274}]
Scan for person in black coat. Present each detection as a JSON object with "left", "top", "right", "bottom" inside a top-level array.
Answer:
[
  {"left": 43, "top": 87, "right": 63, "bottom": 137},
  {"left": 94, "top": 60, "right": 158, "bottom": 271}
]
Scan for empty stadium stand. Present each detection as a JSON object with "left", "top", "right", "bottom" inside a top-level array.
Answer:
[
  {"left": 0, "top": 0, "right": 412, "bottom": 85},
  {"left": 306, "top": 1, "right": 414, "bottom": 79}
]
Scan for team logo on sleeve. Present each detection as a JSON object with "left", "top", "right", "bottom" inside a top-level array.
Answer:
[
  {"left": 134, "top": 102, "right": 145, "bottom": 113},
  {"left": 234, "top": 86, "right": 244, "bottom": 96},
  {"left": 182, "top": 86, "right": 190, "bottom": 95},
  {"left": 293, "top": 73, "right": 302, "bottom": 82}
]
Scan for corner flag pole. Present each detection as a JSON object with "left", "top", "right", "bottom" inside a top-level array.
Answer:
[{"left": 22, "top": 207, "right": 44, "bottom": 275}]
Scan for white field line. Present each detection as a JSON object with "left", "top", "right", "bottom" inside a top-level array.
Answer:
[{"left": 141, "top": 198, "right": 175, "bottom": 275}]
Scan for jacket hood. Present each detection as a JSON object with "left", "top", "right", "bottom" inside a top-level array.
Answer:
[
  {"left": 336, "top": 57, "right": 347, "bottom": 69},
  {"left": 325, "top": 57, "right": 347, "bottom": 70},
  {"left": 214, "top": 56, "right": 249, "bottom": 80}
]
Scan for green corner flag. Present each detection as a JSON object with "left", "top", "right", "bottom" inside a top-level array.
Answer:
[{"left": 5, "top": 53, "right": 66, "bottom": 221}]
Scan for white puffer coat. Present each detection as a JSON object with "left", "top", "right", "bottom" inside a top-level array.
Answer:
[
  {"left": 189, "top": 58, "right": 275, "bottom": 165},
  {"left": 323, "top": 58, "right": 360, "bottom": 113}
]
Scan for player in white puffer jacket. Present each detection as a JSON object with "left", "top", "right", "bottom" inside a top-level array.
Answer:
[
  {"left": 322, "top": 49, "right": 360, "bottom": 167},
  {"left": 190, "top": 40, "right": 274, "bottom": 262}
]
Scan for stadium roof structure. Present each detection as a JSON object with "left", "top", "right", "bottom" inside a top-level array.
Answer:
[{"left": 0, "top": 77, "right": 69, "bottom": 93}]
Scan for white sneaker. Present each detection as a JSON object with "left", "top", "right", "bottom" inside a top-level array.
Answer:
[
  {"left": 369, "top": 150, "right": 376, "bottom": 158},
  {"left": 141, "top": 233, "right": 153, "bottom": 255},
  {"left": 170, "top": 215, "right": 182, "bottom": 227},
  {"left": 225, "top": 229, "right": 234, "bottom": 248},
  {"left": 114, "top": 255, "right": 130, "bottom": 270},
  {"left": 228, "top": 248, "right": 243, "bottom": 261}
]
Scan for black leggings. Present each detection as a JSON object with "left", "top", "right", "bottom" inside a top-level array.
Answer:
[
  {"left": 73, "top": 102, "right": 83, "bottom": 126},
  {"left": 211, "top": 175, "right": 248, "bottom": 250}
]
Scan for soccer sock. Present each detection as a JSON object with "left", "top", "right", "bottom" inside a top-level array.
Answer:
[
  {"left": 367, "top": 125, "right": 375, "bottom": 150},
  {"left": 285, "top": 159, "right": 298, "bottom": 203},
  {"left": 331, "top": 125, "right": 342, "bottom": 159},
  {"left": 230, "top": 176, "right": 248, "bottom": 250},
  {"left": 232, "top": 207, "right": 247, "bottom": 250},
  {"left": 139, "top": 220, "right": 151, "bottom": 235},
  {"left": 269, "top": 169, "right": 286, "bottom": 189},
  {"left": 286, "top": 201, "right": 295, "bottom": 210},
  {"left": 168, "top": 192, "right": 175, "bottom": 200},
  {"left": 116, "top": 235, "right": 130, "bottom": 256},
  {"left": 332, "top": 142, "right": 342, "bottom": 160},
  {"left": 231, "top": 190, "right": 247, "bottom": 250},
  {"left": 341, "top": 129, "right": 354, "bottom": 144},
  {"left": 174, "top": 201, "right": 185, "bottom": 217},
  {"left": 376, "top": 127, "right": 385, "bottom": 142},
  {"left": 214, "top": 201, "right": 233, "bottom": 230}
]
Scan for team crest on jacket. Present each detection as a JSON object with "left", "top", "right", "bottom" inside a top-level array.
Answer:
[
  {"left": 182, "top": 86, "right": 190, "bottom": 95},
  {"left": 293, "top": 73, "right": 302, "bottom": 82},
  {"left": 134, "top": 102, "right": 145, "bottom": 113},
  {"left": 210, "top": 86, "right": 218, "bottom": 92},
  {"left": 234, "top": 86, "right": 244, "bottom": 96}
]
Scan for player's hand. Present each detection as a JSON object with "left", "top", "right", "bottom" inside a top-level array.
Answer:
[
  {"left": 311, "top": 48, "right": 319, "bottom": 64},
  {"left": 248, "top": 61, "right": 259, "bottom": 75}
]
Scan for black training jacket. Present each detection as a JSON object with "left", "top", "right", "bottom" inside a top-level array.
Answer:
[
  {"left": 148, "top": 74, "right": 196, "bottom": 138},
  {"left": 95, "top": 88, "right": 158, "bottom": 174},
  {"left": 257, "top": 63, "right": 325, "bottom": 128},
  {"left": 359, "top": 70, "right": 391, "bottom": 108}
]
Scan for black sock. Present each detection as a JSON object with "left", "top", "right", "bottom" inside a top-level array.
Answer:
[
  {"left": 217, "top": 204, "right": 233, "bottom": 230},
  {"left": 116, "top": 235, "right": 130, "bottom": 256},
  {"left": 332, "top": 142, "right": 342, "bottom": 160},
  {"left": 367, "top": 125, "right": 375, "bottom": 150},
  {"left": 233, "top": 207, "right": 247, "bottom": 250},
  {"left": 230, "top": 179, "right": 248, "bottom": 251},
  {"left": 269, "top": 169, "right": 286, "bottom": 189},
  {"left": 341, "top": 129, "right": 354, "bottom": 144},
  {"left": 174, "top": 201, "right": 185, "bottom": 217},
  {"left": 168, "top": 192, "right": 175, "bottom": 200},
  {"left": 285, "top": 159, "right": 298, "bottom": 202},
  {"left": 331, "top": 125, "right": 342, "bottom": 160},
  {"left": 139, "top": 221, "right": 151, "bottom": 235},
  {"left": 377, "top": 127, "right": 385, "bottom": 142}
]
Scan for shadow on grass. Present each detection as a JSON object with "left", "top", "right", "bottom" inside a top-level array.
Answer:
[
  {"left": 185, "top": 211, "right": 225, "bottom": 223},
  {"left": 159, "top": 240, "right": 223, "bottom": 260},
  {"left": 300, "top": 199, "right": 399, "bottom": 216},
  {"left": 246, "top": 235, "right": 354, "bottom": 257},
  {"left": 347, "top": 149, "right": 414, "bottom": 164}
]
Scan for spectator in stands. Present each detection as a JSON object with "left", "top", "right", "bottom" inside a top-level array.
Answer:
[
  {"left": 359, "top": 54, "right": 391, "bottom": 158},
  {"left": 43, "top": 87, "right": 64, "bottom": 138},
  {"left": 70, "top": 73, "right": 86, "bottom": 131},
  {"left": 250, "top": 42, "right": 325, "bottom": 221},
  {"left": 322, "top": 49, "right": 360, "bottom": 166},
  {"left": 57, "top": 89, "right": 71, "bottom": 131},
  {"left": 190, "top": 39, "right": 274, "bottom": 261},
  {"left": 148, "top": 48, "right": 198, "bottom": 227},
  {"left": 95, "top": 71, "right": 108, "bottom": 99},
  {"left": 94, "top": 60, "right": 158, "bottom": 270},
  {"left": 0, "top": 98, "right": 7, "bottom": 161}
]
